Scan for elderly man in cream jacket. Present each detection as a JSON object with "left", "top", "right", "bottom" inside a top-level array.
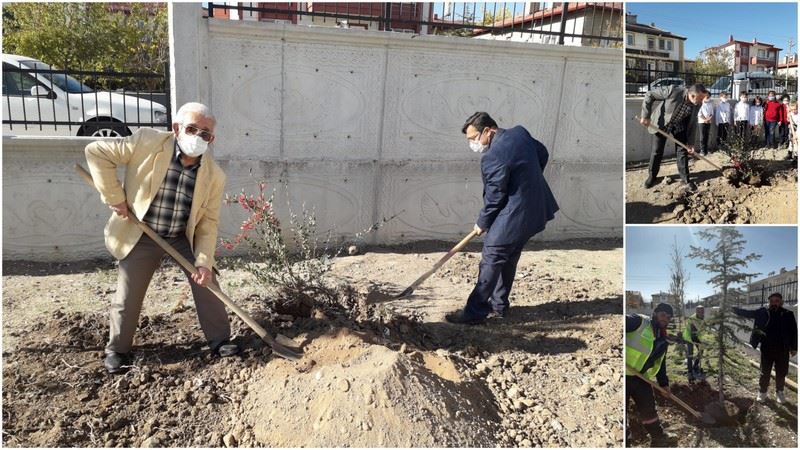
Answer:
[{"left": 86, "top": 102, "right": 237, "bottom": 374}]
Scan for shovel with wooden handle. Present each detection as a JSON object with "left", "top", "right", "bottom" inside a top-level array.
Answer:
[
  {"left": 627, "top": 366, "right": 716, "bottom": 424},
  {"left": 396, "top": 230, "right": 478, "bottom": 299},
  {"left": 76, "top": 164, "right": 303, "bottom": 361},
  {"left": 635, "top": 115, "right": 724, "bottom": 171}
]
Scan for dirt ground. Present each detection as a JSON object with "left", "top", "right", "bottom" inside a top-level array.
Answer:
[
  {"left": 626, "top": 147, "right": 797, "bottom": 224},
  {"left": 626, "top": 349, "right": 798, "bottom": 448},
  {"left": 2, "top": 238, "right": 623, "bottom": 448}
]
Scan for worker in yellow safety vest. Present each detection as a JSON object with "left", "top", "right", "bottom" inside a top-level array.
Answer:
[
  {"left": 626, "top": 302, "right": 678, "bottom": 446},
  {"left": 683, "top": 306, "right": 706, "bottom": 382}
]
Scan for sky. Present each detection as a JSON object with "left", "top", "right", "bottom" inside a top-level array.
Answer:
[
  {"left": 627, "top": 2, "right": 798, "bottom": 59},
  {"left": 626, "top": 226, "right": 797, "bottom": 302}
]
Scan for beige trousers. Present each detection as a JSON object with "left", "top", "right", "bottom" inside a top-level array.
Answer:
[{"left": 106, "top": 234, "right": 230, "bottom": 354}]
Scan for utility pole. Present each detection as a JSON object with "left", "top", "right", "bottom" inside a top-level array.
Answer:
[{"left": 786, "top": 38, "right": 795, "bottom": 90}]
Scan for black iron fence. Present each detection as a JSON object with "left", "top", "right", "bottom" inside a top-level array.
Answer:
[
  {"left": 206, "top": 2, "right": 623, "bottom": 47},
  {"left": 626, "top": 67, "right": 798, "bottom": 97},
  {"left": 2, "top": 60, "right": 171, "bottom": 137},
  {"left": 745, "top": 280, "right": 798, "bottom": 306}
]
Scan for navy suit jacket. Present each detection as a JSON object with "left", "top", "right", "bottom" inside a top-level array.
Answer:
[{"left": 477, "top": 126, "right": 559, "bottom": 246}]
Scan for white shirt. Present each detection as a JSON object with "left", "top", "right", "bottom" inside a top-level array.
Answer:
[
  {"left": 715, "top": 100, "right": 732, "bottom": 124},
  {"left": 749, "top": 105, "right": 764, "bottom": 127},
  {"left": 734, "top": 100, "right": 750, "bottom": 122},
  {"left": 698, "top": 100, "right": 714, "bottom": 124}
]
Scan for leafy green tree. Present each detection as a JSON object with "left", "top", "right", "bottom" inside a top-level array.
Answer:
[
  {"left": 694, "top": 48, "right": 733, "bottom": 75},
  {"left": 2, "top": 3, "right": 168, "bottom": 90},
  {"left": 688, "top": 227, "right": 761, "bottom": 402}
]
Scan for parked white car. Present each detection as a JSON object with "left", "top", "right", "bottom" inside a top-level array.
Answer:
[
  {"left": 637, "top": 77, "right": 686, "bottom": 94},
  {"left": 2, "top": 54, "right": 168, "bottom": 137},
  {"left": 707, "top": 71, "right": 783, "bottom": 96}
]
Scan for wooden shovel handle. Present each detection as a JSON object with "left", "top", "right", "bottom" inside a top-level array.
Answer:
[
  {"left": 406, "top": 229, "right": 478, "bottom": 291},
  {"left": 628, "top": 366, "right": 704, "bottom": 420},
  {"left": 635, "top": 115, "right": 723, "bottom": 171}
]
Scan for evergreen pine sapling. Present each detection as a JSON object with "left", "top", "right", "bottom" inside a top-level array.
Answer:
[{"left": 688, "top": 227, "right": 761, "bottom": 402}]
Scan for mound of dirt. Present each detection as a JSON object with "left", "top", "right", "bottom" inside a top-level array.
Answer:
[
  {"left": 626, "top": 149, "right": 797, "bottom": 224},
  {"left": 237, "top": 330, "right": 498, "bottom": 447}
]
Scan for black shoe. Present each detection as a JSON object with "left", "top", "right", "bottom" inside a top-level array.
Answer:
[
  {"left": 644, "top": 176, "right": 656, "bottom": 189},
  {"left": 487, "top": 309, "right": 507, "bottom": 320},
  {"left": 682, "top": 181, "right": 698, "bottom": 192},
  {"left": 104, "top": 352, "right": 132, "bottom": 374},
  {"left": 445, "top": 311, "right": 485, "bottom": 325},
  {"left": 212, "top": 339, "right": 240, "bottom": 357}
]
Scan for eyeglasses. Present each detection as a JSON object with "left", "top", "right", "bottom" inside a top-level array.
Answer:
[
  {"left": 467, "top": 128, "right": 484, "bottom": 141},
  {"left": 182, "top": 124, "right": 214, "bottom": 142}
]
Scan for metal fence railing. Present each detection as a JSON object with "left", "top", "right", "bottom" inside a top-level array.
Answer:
[
  {"left": 206, "top": 2, "right": 623, "bottom": 47},
  {"left": 745, "top": 280, "right": 798, "bottom": 307},
  {"left": 626, "top": 67, "right": 798, "bottom": 97},
  {"left": 2, "top": 60, "right": 171, "bottom": 137}
]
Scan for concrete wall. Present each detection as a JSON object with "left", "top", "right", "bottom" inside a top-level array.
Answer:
[{"left": 2, "top": 4, "right": 623, "bottom": 262}]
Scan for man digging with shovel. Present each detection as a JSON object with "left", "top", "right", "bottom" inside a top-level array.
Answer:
[
  {"left": 626, "top": 303, "right": 679, "bottom": 446},
  {"left": 444, "top": 112, "right": 559, "bottom": 325},
  {"left": 85, "top": 102, "right": 239, "bottom": 374},
  {"left": 640, "top": 83, "right": 708, "bottom": 192}
]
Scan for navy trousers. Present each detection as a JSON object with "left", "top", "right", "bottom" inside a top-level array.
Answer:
[{"left": 464, "top": 240, "right": 527, "bottom": 319}]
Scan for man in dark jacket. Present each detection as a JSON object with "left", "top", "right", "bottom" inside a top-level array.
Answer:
[
  {"left": 733, "top": 293, "right": 798, "bottom": 403},
  {"left": 625, "top": 303, "right": 678, "bottom": 446},
  {"left": 445, "top": 112, "right": 559, "bottom": 324},
  {"left": 640, "top": 84, "right": 708, "bottom": 192}
]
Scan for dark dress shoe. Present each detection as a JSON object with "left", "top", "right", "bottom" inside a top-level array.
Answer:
[
  {"left": 445, "top": 311, "right": 485, "bottom": 325},
  {"left": 682, "top": 181, "right": 698, "bottom": 192},
  {"left": 212, "top": 340, "right": 240, "bottom": 357},
  {"left": 643, "top": 177, "right": 656, "bottom": 189},
  {"left": 104, "top": 352, "right": 131, "bottom": 374},
  {"left": 487, "top": 309, "right": 507, "bottom": 319}
]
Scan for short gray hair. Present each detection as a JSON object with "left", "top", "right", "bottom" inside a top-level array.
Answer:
[{"left": 174, "top": 102, "right": 216, "bottom": 125}]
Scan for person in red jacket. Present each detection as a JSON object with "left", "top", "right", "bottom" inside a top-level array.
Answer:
[
  {"left": 763, "top": 90, "right": 783, "bottom": 149},
  {"left": 779, "top": 94, "right": 791, "bottom": 152}
]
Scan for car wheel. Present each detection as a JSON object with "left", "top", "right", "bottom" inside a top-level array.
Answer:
[{"left": 79, "top": 120, "right": 131, "bottom": 137}]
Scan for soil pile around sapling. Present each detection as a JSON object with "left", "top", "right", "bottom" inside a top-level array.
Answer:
[
  {"left": 627, "top": 379, "right": 797, "bottom": 447},
  {"left": 626, "top": 148, "right": 797, "bottom": 224}
]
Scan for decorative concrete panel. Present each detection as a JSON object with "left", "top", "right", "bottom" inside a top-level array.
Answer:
[
  {"left": 377, "top": 160, "right": 484, "bottom": 242},
  {"left": 2, "top": 139, "right": 111, "bottom": 260},
  {"left": 543, "top": 162, "right": 623, "bottom": 239},
  {"left": 552, "top": 60, "right": 622, "bottom": 163},
  {"left": 382, "top": 47, "right": 565, "bottom": 161},
  {"left": 207, "top": 37, "right": 283, "bottom": 160},
  {"left": 281, "top": 41, "right": 384, "bottom": 160}
]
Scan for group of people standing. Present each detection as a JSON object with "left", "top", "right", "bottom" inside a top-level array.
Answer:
[{"left": 697, "top": 90, "right": 797, "bottom": 157}]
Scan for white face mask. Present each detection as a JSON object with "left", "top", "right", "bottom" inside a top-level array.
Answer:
[
  {"left": 177, "top": 128, "right": 209, "bottom": 157},
  {"left": 740, "top": 97, "right": 748, "bottom": 102},
  {"left": 469, "top": 129, "right": 489, "bottom": 153},
  {"left": 470, "top": 139, "right": 488, "bottom": 153},
  {"left": 769, "top": 96, "right": 776, "bottom": 101}
]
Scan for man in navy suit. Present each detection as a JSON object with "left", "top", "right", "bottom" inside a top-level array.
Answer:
[{"left": 446, "top": 112, "right": 559, "bottom": 325}]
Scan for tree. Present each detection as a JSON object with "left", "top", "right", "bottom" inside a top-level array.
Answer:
[
  {"left": 668, "top": 236, "right": 690, "bottom": 332},
  {"left": 688, "top": 227, "right": 761, "bottom": 402},
  {"left": 481, "top": 6, "right": 513, "bottom": 26},
  {"left": 694, "top": 48, "right": 733, "bottom": 75},
  {"left": 2, "top": 3, "right": 168, "bottom": 90}
]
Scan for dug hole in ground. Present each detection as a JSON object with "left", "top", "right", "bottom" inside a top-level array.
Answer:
[
  {"left": 626, "top": 343, "right": 798, "bottom": 448},
  {"left": 2, "top": 239, "right": 623, "bottom": 447}
]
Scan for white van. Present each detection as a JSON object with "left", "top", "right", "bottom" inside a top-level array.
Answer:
[
  {"left": 2, "top": 54, "right": 168, "bottom": 137},
  {"left": 707, "top": 71, "right": 784, "bottom": 96}
]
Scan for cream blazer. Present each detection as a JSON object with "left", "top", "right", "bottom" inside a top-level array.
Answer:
[{"left": 85, "top": 128, "right": 226, "bottom": 269}]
